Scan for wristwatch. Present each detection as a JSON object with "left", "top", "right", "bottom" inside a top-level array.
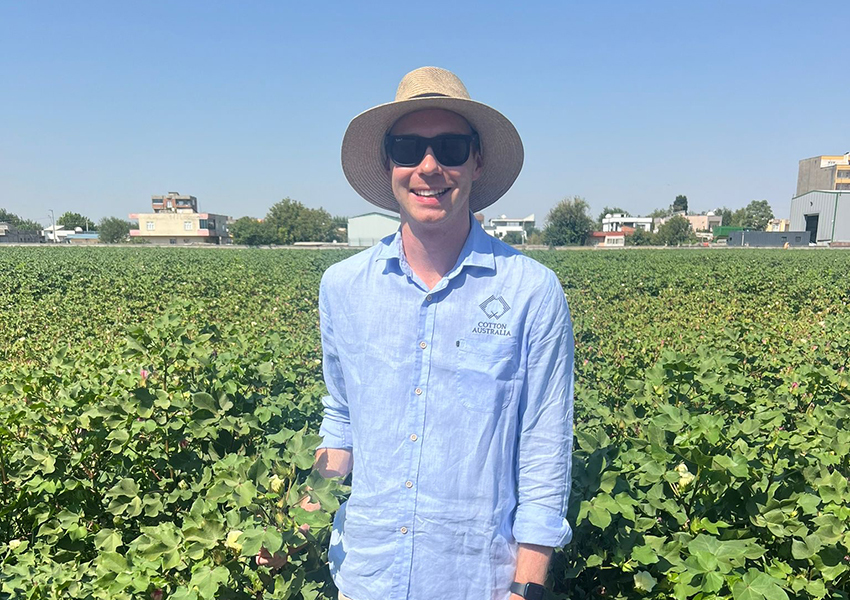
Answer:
[{"left": 510, "top": 581, "right": 545, "bottom": 600}]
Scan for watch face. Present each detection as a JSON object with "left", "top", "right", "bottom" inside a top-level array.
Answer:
[{"left": 525, "top": 583, "right": 545, "bottom": 600}]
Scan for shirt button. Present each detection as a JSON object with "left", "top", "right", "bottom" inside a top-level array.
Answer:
[
  {"left": 414, "top": 387, "right": 422, "bottom": 395},
  {"left": 419, "top": 341, "right": 427, "bottom": 349},
  {"left": 400, "top": 526, "right": 409, "bottom": 534},
  {"left": 405, "top": 481, "right": 413, "bottom": 488},
  {"left": 426, "top": 294, "right": 432, "bottom": 302},
  {"left": 410, "top": 434, "right": 418, "bottom": 442}
]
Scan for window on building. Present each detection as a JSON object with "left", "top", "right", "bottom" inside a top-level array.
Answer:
[
  {"left": 836, "top": 170, "right": 850, "bottom": 180},
  {"left": 167, "top": 201, "right": 173, "bottom": 208},
  {"left": 837, "top": 183, "right": 850, "bottom": 190},
  {"left": 169, "top": 238, "right": 176, "bottom": 245},
  {"left": 184, "top": 221, "right": 192, "bottom": 231},
  {"left": 199, "top": 219, "right": 208, "bottom": 229},
  {"left": 146, "top": 221, "right": 155, "bottom": 231}
]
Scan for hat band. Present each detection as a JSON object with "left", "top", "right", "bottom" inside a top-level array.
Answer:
[{"left": 409, "top": 92, "right": 450, "bottom": 99}]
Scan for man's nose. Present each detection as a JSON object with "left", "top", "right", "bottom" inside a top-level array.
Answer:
[{"left": 418, "top": 147, "right": 441, "bottom": 174}]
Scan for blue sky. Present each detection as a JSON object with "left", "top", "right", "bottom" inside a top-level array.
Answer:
[{"left": 1, "top": 1, "right": 847, "bottom": 227}]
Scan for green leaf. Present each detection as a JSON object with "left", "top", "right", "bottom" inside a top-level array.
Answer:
[
  {"left": 634, "top": 571, "right": 657, "bottom": 592},
  {"left": 587, "top": 506, "right": 611, "bottom": 529},
  {"left": 632, "top": 545, "right": 658, "bottom": 565},
  {"left": 188, "top": 566, "right": 229, "bottom": 600}
]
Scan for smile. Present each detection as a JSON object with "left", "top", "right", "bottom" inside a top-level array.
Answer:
[{"left": 413, "top": 188, "right": 450, "bottom": 198}]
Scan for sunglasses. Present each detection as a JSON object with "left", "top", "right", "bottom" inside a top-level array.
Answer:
[{"left": 384, "top": 133, "right": 479, "bottom": 168}]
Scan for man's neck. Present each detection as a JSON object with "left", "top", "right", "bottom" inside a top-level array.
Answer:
[{"left": 399, "top": 213, "right": 471, "bottom": 290}]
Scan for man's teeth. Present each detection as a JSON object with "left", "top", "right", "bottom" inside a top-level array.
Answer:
[{"left": 415, "top": 189, "right": 449, "bottom": 197}]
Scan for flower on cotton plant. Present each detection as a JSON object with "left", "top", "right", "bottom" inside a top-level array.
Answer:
[
  {"left": 675, "top": 463, "right": 695, "bottom": 489},
  {"left": 225, "top": 530, "right": 243, "bottom": 554}
]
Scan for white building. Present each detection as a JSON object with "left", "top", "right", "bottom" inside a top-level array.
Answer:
[
  {"left": 42, "top": 225, "right": 75, "bottom": 243},
  {"left": 348, "top": 212, "right": 400, "bottom": 247},
  {"left": 488, "top": 214, "right": 535, "bottom": 241},
  {"left": 601, "top": 214, "right": 653, "bottom": 232}
]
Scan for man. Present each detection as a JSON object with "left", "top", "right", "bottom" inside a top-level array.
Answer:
[{"left": 265, "top": 66, "right": 574, "bottom": 600}]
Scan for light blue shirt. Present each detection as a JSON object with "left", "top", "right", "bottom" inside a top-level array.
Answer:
[{"left": 318, "top": 215, "right": 574, "bottom": 600}]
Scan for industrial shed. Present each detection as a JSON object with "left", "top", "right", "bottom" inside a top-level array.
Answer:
[
  {"left": 348, "top": 212, "right": 400, "bottom": 247},
  {"left": 789, "top": 190, "right": 850, "bottom": 245}
]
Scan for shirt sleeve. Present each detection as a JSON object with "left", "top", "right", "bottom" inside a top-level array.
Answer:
[
  {"left": 317, "top": 274, "right": 353, "bottom": 450},
  {"left": 512, "top": 271, "right": 574, "bottom": 548}
]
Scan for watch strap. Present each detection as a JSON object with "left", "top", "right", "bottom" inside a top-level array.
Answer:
[{"left": 510, "top": 581, "right": 545, "bottom": 600}]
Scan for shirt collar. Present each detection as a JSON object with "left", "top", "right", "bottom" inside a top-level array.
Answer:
[{"left": 374, "top": 212, "right": 496, "bottom": 274}]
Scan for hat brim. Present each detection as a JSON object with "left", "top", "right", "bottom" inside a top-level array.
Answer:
[{"left": 341, "top": 97, "right": 523, "bottom": 213}]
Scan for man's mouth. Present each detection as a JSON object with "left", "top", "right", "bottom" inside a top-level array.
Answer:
[{"left": 413, "top": 188, "right": 450, "bottom": 199}]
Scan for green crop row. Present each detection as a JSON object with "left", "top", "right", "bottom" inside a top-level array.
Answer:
[{"left": 0, "top": 246, "right": 848, "bottom": 599}]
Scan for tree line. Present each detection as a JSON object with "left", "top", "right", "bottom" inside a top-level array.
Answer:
[
  {"left": 540, "top": 195, "right": 776, "bottom": 247},
  {"left": 3, "top": 194, "right": 776, "bottom": 248}
]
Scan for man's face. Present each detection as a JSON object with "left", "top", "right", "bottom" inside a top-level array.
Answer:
[{"left": 388, "top": 109, "right": 482, "bottom": 228}]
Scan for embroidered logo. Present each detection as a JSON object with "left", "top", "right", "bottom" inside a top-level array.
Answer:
[{"left": 479, "top": 295, "right": 511, "bottom": 320}]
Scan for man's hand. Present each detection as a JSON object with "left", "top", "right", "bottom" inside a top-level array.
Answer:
[{"left": 256, "top": 448, "right": 349, "bottom": 569}]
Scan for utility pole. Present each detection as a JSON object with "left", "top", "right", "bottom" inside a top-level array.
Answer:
[{"left": 49, "top": 209, "right": 56, "bottom": 243}]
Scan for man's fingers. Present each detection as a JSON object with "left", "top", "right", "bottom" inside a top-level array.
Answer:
[
  {"left": 256, "top": 546, "right": 287, "bottom": 569},
  {"left": 299, "top": 494, "right": 321, "bottom": 512}
]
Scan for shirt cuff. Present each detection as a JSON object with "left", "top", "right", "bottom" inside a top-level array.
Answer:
[
  {"left": 318, "top": 415, "right": 353, "bottom": 450},
  {"left": 512, "top": 504, "right": 573, "bottom": 548}
]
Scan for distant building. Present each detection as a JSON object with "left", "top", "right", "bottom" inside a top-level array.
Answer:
[
  {"left": 766, "top": 218, "right": 790, "bottom": 232},
  {"left": 727, "top": 231, "right": 808, "bottom": 247},
  {"left": 348, "top": 212, "right": 400, "bottom": 247},
  {"left": 796, "top": 154, "right": 850, "bottom": 196},
  {"left": 130, "top": 192, "right": 230, "bottom": 245},
  {"left": 789, "top": 190, "right": 850, "bottom": 245},
  {"left": 0, "top": 222, "right": 41, "bottom": 244},
  {"left": 488, "top": 214, "right": 535, "bottom": 241},
  {"left": 587, "top": 231, "right": 625, "bottom": 247},
  {"left": 684, "top": 214, "right": 722, "bottom": 233},
  {"left": 66, "top": 232, "right": 100, "bottom": 245},
  {"left": 42, "top": 224, "right": 75, "bottom": 243},
  {"left": 601, "top": 214, "right": 652, "bottom": 233},
  {"left": 652, "top": 213, "right": 721, "bottom": 234}
]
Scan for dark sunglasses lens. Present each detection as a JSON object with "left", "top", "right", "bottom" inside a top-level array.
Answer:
[
  {"left": 436, "top": 137, "right": 471, "bottom": 166},
  {"left": 389, "top": 138, "right": 423, "bottom": 166}
]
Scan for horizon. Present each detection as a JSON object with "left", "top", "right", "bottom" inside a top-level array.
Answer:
[{"left": 2, "top": 1, "right": 847, "bottom": 227}]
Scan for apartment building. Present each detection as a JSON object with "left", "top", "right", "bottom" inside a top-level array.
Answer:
[
  {"left": 130, "top": 192, "right": 230, "bottom": 245},
  {"left": 796, "top": 154, "right": 850, "bottom": 196}
]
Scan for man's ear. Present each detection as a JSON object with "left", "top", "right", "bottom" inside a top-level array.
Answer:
[{"left": 472, "top": 152, "right": 483, "bottom": 182}]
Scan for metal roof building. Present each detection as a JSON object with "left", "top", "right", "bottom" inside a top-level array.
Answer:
[
  {"left": 789, "top": 190, "right": 850, "bottom": 245},
  {"left": 347, "top": 212, "right": 400, "bottom": 247}
]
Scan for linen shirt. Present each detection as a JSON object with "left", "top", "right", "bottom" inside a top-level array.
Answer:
[{"left": 318, "top": 216, "right": 574, "bottom": 600}]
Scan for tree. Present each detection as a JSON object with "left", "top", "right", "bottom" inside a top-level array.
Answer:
[
  {"left": 230, "top": 217, "right": 275, "bottom": 246},
  {"left": 741, "top": 200, "right": 774, "bottom": 231},
  {"left": 655, "top": 215, "right": 693, "bottom": 246},
  {"left": 57, "top": 211, "right": 95, "bottom": 231},
  {"left": 626, "top": 228, "right": 655, "bottom": 246},
  {"left": 673, "top": 195, "right": 688, "bottom": 213},
  {"left": 526, "top": 230, "right": 543, "bottom": 245},
  {"left": 597, "top": 206, "right": 630, "bottom": 226},
  {"left": 713, "top": 207, "right": 733, "bottom": 227},
  {"left": 331, "top": 215, "right": 348, "bottom": 243},
  {"left": 647, "top": 207, "right": 670, "bottom": 219},
  {"left": 98, "top": 217, "right": 132, "bottom": 243},
  {"left": 730, "top": 208, "right": 747, "bottom": 228},
  {"left": 543, "top": 196, "right": 594, "bottom": 246},
  {"left": 0, "top": 208, "right": 42, "bottom": 231},
  {"left": 502, "top": 231, "right": 524, "bottom": 245},
  {"left": 264, "top": 198, "right": 337, "bottom": 245}
]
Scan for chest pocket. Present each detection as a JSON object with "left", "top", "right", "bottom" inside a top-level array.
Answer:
[{"left": 455, "top": 336, "right": 518, "bottom": 412}]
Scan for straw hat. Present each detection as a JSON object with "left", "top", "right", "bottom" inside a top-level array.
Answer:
[{"left": 341, "top": 66, "right": 524, "bottom": 213}]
